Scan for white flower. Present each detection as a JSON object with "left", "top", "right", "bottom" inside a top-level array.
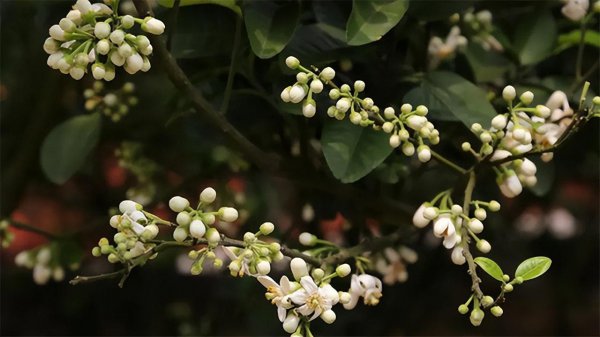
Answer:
[
  {"left": 310, "top": 79, "right": 323, "bottom": 93},
  {"left": 189, "top": 219, "right": 206, "bottom": 239},
  {"left": 562, "top": 0, "right": 589, "bottom": 21},
  {"left": 219, "top": 207, "right": 239, "bottom": 222},
  {"left": 343, "top": 274, "right": 382, "bottom": 310},
  {"left": 289, "top": 85, "right": 306, "bottom": 104},
  {"left": 498, "top": 172, "right": 523, "bottom": 198},
  {"left": 49, "top": 25, "right": 65, "bottom": 41},
  {"left": 125, "top": 53, "right": 144, "bottom": 74},
  {"left": 73, "top": 0, "right": 93, "bottom": 14},
  {"left": 200, "top": 187, "right": 217, "bottom": 203},
  {"left": 142, "top": 17, "right": 166, "bottom": 35},
  {"left": 290, "top": 257, "right": 308, "bottom": 280},
  {"left": 491, "top": 114, "right": 508, "bottom": 130},
  {"left": 451, "top": 246, "right": 466, "bottom": 265},
  {"left": 169, "top": 196, "right": 189, "bottom": 212},
  {"left": 257, "top": 275, "right": 295, "bottom": 321},
  {"left": 336, "top": 98, "right": 351, "bottom": 113},
  {"left": 282, "top": 312, "right": 300, "bottom": 334},
  {"left": 290, "top": 276, "right": 339, "bottom": 321},
  {"left": 303, "top": 102, "right": 316, "bottom": 118},
  {"left": 94, "top": 22, "right": 111, "bottom": 39}
]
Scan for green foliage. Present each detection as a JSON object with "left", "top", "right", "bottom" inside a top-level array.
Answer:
[
  {"left": 464, "top": 43, "right": 512, "bottom": 83},
  {"left": 474, "top": 257, "right": 504, "bottom": 282},
  {"left": 243, "top": 0, "right": 300, "bottom": 59},
  {"left": 555, "top": 29, "right": 600, "bottom": 54},
  {"left": 157, "top": 0, "right": 242, "bottom": 16},
  {"left": 515, "top": 257, "right": 552, "bottom": 281},
  {"left": 514, "top": 11, "right": 557, "bottom": 65},
  {"left": 40, "top": 113, "right": 102, "bottom": 184},
  {"left": 345, "top": 0, "right": 409, "bottom": 46},
  {"left": 321, "top": 121, "right": 393, "bottom": 183}
]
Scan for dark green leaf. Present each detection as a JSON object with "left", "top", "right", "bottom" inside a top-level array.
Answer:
[
  {"left": 420, "top": 71, "right": 497, "bottom": 127},
  {"left": 346, "top": 0, "right": 409, "bottom": 46},
  {"left": 408, "top": 0, "right": 473, "bottom": 21},
  {"left": 464, "top": 42, "right": 512, "bottom": 83},
  {"left": 515, "top": 256, "right": 552, "bottom": 281},
  {"left": 243, "top": 0, "right": 300, "bottom": 59},
  {"left": 321, "top": 121, "right": 393, "bottom": 183},
  {"left": 555, "top": 29, "right": 600, "bottom": 54},
  {"left": 474, "top": 257, "right": 505, "bottom": 282},
  {"left": 281, "top": 23, "right": 347, "bottom": 64},
  {"left": 403, "top": 87, "right": 458, "bottom": 122},
  {"left": 40, "top": 113, "right": 101, "bottom": 184},
  {"left": 513, "top": 11, "right": 556, "bottom": 65},
  {"left": 157, "top": 0, "right": 241, "bottom": 16}
]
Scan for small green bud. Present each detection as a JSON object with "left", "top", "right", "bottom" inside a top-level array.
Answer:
[
  {"left": 213, "top": 258, "right": 223, "bottom": 268},
  {"left": 340, "top": 84, "right": 351, "bottom": 93},
  {"left": 462, "top": 142, "right": 471, "bottom": 151},
  {"left": 514, "top": 276, "right": 523, "bottom": 284},
  {"left": 285, "top": 56, "right": 300, "bottom": 69},
  {"left": 92, "top": 247, "right": 102, "bottom": 257},
  {"left": 328, "top": 89, "right": 340, "bottom": 100},
  {"left": 107, "top": 253, "right": 119, "bottom": 263},
  {"left": 416, "top": 105, "right": 428, "bottom": 116},
  {"left": 491, "top": 306, "right": 504, "bottom": 317},
  {"left": 503, "top": 283, "right": 514, "bottom": 292},
  {"left": 243, "top": 232, "right": 256, "bottom": 243},
  {"left": 311, "top": 268, "right": 325, "bottom": 281},
  {"left": 458, "top": 304, "right": 469, "bottom": 314},
  {"left": 190, "top": 263, "right": 203, "bottom": 275},
  {"left": 336, "top": 263, "right": 351, "bottom": 277},
  {"left": 188, "top": 250, "right": 199, "bottom": 259},
  {"left": 470, "top": 308, "right": 485, "bottom": 326},
  {"left": 502, "top": 274, "right": 510, "bottom": 282},
  {"left": 98, "top": 237, "right": 109, "bottom": 246},
  {"left": 296, "top": 72, "right": 308, "bottom": 84},
  {"left": 481, "top": 296, "right": 494, "bottom": 307},
  {"left": 259, "top": 222, "right": 275, "bottom": 235},
  {"left": 592, "top": 96, "right": 600, "bottom": 105},
  {"left": 488, "top": 200, "right": 501, "bottom": 212},
  {"left": 100, "top": 244, "right": 112, "bottom": 255}
]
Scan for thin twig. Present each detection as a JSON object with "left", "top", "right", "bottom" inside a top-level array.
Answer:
[
  {"left": 460, "top": 171, "right": 484, "bottom": 299},
  {"left": 220, "top": 15, "right": 242, "bottom": 115}
]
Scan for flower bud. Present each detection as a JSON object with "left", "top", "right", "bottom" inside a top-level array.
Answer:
[
  {"left": 285, "top": 56, "right": 300, "bottom": 69},
  {"left": 310, "top": 79, "right": 323, "bottom": 93},
  {"left": 520, "top": 91, "right": 534, "bottom": 105},
  {"left": 491, "top": 306, "right": 504, "bottom": 317},
  {"left": 280, "top": 86, "right": 292, "bottom": 102},
  {"left": 593, "top": 96, "right": 600, "bottom": 105},
  {"left": 69, "top": 66, "right": 85, "bottom": 80},
  {"left": 336, "top": 263, "right": 351, "bottom": 277},
  {"left": 299, "top": 232, "right": 317, "bottom": 246},
  {"left": 336, "top": 98, "right": 351, "bottom": 113},
  {"left": 173, "top": 227, "right": 188, "bottom": 242},
  {"left": 474, "top": 207, "right": 487, "bottom": 221},
  {"left": 461, "top": 142, "right": 471, "bottom": 151},
  {"left": 189, "top": 219, "right": 206, "bottom": 239},
  {"left": 468, "top": 218, "right": 484, "bottom": 234},
  {"left": 219, "top": 207, "right": 239, "bottom": 222},
  {"left": 92, "top": 63, "right": 106, "bottom": 80},
  {"left": 402, "top": 142, "right": 415, "bottom": 156},
  {"left": 169, "top": 196, "right": 190, "bottom": 212},
  {"left": 256, "top": 260, "right": 271, "bottom": 275},
  {"left": 502, "top": 85, "right": 516, "bottom": 101},
  {"left": 259, "top": 222, "right": 275, "bottom": 235},
  {"left": 339, "top": 291, "right": 351, "bottom": 304},
  {"left": 412, "top": 203, "right": 431, "bottom": 228},
  {"left": 320, "top": 67, "right": 335, "bottom": 81},
  {"left": 176, "top": 212, "right": 192, "bottom": 226},
  {"left": 451, "top": 246, "right": 466, "bottom": 265},
  {"left": 417, "top": 145, "right": 431, "bottom": 163},
  {"left": 491, "top": 114, "right": 507, "bottom": 130},
  {"left": 290, "top": 257, "right": 308, "bottom": 280},
  {"left": 400, "top": 103, "right": 412, "bottom": 114},
  {"left": 142, "top": 17, "right": 165, "bottom": 35},
  {"left": 283, "top": 313, "right": 300, "bottom": 334},
  {"left": 289, "top": 84, "right": 306, "bottom": 103},
  {"left": 296, "top": 72, "right": 308, "bottom": 84},
  {"left": 470, "top": 307, "right": 485, "bottom": 326},
  {"left": 535, "top": 105, "right": 551, "bottom": 118},
  {"left": 328, "top": 89, "right": 340, "bottom": 100},
  {"left": 503, "top": 283, "right": 514, "bottom": 292},
  {"left": 200, "top": 187, "right": 217, "bottom": 203},
  {"left": 498, "top": 172, "right": 522, "bottom": 198},
  {"left": 94, "top": 22, "right": 111, "bottom": 39},
  {"left": 476, "top": 239, "right": 491, "bottom": 253},
  {"left": 458, "top": 304, "right": 469, "bottom": 314},
  {"left": 354, "top": 80, "right": 365, "bottom": 92},
  {"left": 303, "top": 101, "right": 316, "bottom": 118},
  {"left": 205, "top": 227, "right": 220, "bottom": 246},
  {"left": 416, "top": 105, "right": 428, "bottom": 116},
  {"left": 481, "top": 295, "right": 494, "bottom": 307},
  {"left": 321, "top": 309, "right": 336, "bottom": 324},
  {"left": 406, "top": 115, "right": 427, "bottom": 130},
  {"left": 471, "top": 123, "right": 482, "bottom": 133},
  {"left": 382, "top": 122, "right": 394, "bottom": 133}
]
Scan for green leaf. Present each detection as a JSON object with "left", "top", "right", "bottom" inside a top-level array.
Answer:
[
  {"left": 474, "top": 257, "right": 505, "bottom": 282},
  {"left": 555, "top": 29, "right": 600, "bottom": 54},
  {"left": 243, "top": 0, "right": 300, "bottom": 59},
  {"left": 403, "top": 87, "right": 458, "bottom": 122},
  {"left": 408, "top": 0, "right": 473, "bottom": 21},
  {"left": 321, "top": 121, "right": 393, "bottom": 183},
  {"left": 515, "top": 256, "right": 552, "bottom": 281},
  {"left": 420, "top": 71, "right": 497, "bottom": 127},
  {"left": 157, "top": 0, "right": 242, "bottom": 16},
  {"left": 513, "top": 11, "right": 556, "bottom": 65},
  {"left": 345, "top": 0, "right": 409, "bottom": 46},
  {"left": 463, "top": 42, "right": 512, "bottom": 83},
  {"left": 40, "top": 113, "right": 101, "bottom": 184}
]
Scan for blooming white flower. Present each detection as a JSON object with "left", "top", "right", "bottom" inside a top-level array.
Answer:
[
  {"left": 343, "top": 274, "right": 382, "bottom": 310},
  {"left": 257, "top": 275, "right": 295, "bottom": 321},
  {"left": 290, "top": 276, "right": 339, "bottom": 321}
]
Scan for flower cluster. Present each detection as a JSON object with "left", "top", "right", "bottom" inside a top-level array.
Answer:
[
  {"left": 281, "top": 56, "right": 437, "bottom": 162},
  {"left": 0, "top": 219, "right": 14, "bottom": 248},
  {"left": 15, "top": 245, "right": 74, "bottom": 285},
  {"left": 115, "top": 141, "right": 160, "bottom": 205},
  {"left": 84, "top": 81, "right": 138, "bottom": 122},
  {"left": 413, "top": 193, "right": 500, "bottom": 263},
  {"left": 462, "top": 10, "right": 503, "bottom": 52},
  {"left": 427, "top": 26, "right": 468, "bottom": 69},
  {"left": 44, "top": 0, "right": 165, "bottom": 80},
  {"left": 371, "top": 246, "right": 418, "bottom": 285},
  {"left": 257, "top": 257, "right": 383, "bottom": 336},
  {"left": 92, "top": 200, "right": 159, "bottom": 263},
  {"left": 221, "top": 222, "right": 283, "bottom": 277}
]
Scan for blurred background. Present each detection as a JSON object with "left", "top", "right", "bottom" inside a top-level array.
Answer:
[{"left": 1, "top": 0, "right": 598, "bottom": 335}]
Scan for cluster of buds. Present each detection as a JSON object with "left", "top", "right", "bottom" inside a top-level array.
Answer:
[
  {"left": 44, "top": 0, "right": 165, "bottom": 80},
  {"left": 84, "top": 81, "right": 138, "bottom": 122},
  {"left": 0, "top": 219, "right": 14, "bottom": 248},
  {"left": 281, "top": 56, "right": 437, "bottom": 161},
  {"left": 462, "top": 86, "right": 600, "bottom": 198},
  {"left": 15, "top": 245, "right": 72, "bottom": 285},
  {"left": 256, "top": 257, "right": 383, "bottom": 336},
  {"left": 115, "top": 141, "right": 159, "bottom": 205},
  {"left": 462, "top": 9, "right": 503, "bottom": 52},
  {"left": 458, "top": 293, "right": 505, "bottom": 327},
  {"left": 413, "top": 193, "right": 501, "bottom": 263},
  {"left": 168, "top": 188, "right": 238, "bottom": 247},
  {"left": 427, "top": 26, "right": 468, "bottom": 69},
  {"left": 92, "top": 200, "right": 159, "bottom": 263},
  {"left": 561, "top": 0, "right": 600, "bottom": 21},
  {"left": 221, "top": 222, "right": 283, "bottom": 277},
  {"left": 371, "top": 246, "right": 418, "bottom": 285}
]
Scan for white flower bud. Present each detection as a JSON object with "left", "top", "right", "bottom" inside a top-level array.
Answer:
[
  {"left": 176, "top": 212, "right": 191, "bottom": 226},
  {"left": 535, "top": 105, "right": 551, "bottom": 118},
  {"left": 361, "top": 97, "right": 374, "bottom": 109},
  {"left": 562, "top": 0, "right": 589, "bottom": 21},
  {"left": 259, "top": 222, "right": 275, "bottom": 235},
  {"left": 470, "top": 308, "right": 485, "bottom": 326},
  {"left": 173, "top": 226, "right": 188, "bottom": 242},
  {"left": 320, "top": 67, "right": 335, "bottom": 80},
  {"left": 189, "top": 219, "right": 206, "bottom": 239},
  {"left": 451, "top": 246, "right": 466, "bottom": 265},
  {"left": 59, "top": 18, "right": 76, "bottom": 33},
  {"left": 382, "top": 122, "right": 394, "bottom": 133},
  {"left": 289, "top": 84, "right": 306, "bottom": 103},
  {"left": 402, "top": 142, "right": 415, "bottom": 156},
  {"left": 43, "top": 38, "right": 60, "bottom": 54},
  {"left": 416, "top": 105, "right": 428, "bottom": 116},
  {"left": 498, "top": 173, "right": 523, "bottom": 198},
  {"left": 476, "top": 239, "right": 492, "bottom": 253},
  {"left": 169, "top": 196, "right": 190, "bottom": 212},
  {"left": 67, "top": 10, "right": 82, "bottom": 24},
  {"left": 354, "top": 80, "right": 365, "bottom": 92},
  {"left": 339, "top": 291, "right": 352, "bottom": 304},
  {"left": 130, "top": 210, "right": 147, "bottom": 224},
  {"left": 95, "top": 39, "right": 110, "bottom": 55},
  {"left": 120, "top": 15, "right": 134, "bottom": 29},
  {"left": 90, "top": 63, "right": 105, "bottom": 80},
  {"left": 406, "top": 115, "right": 427, "bottom": 130},
  {"left": 309, "top": 80, "right": 323, "bottom": 94},
  {"left": 389, "top": 134, "right": 401, "bottom": 148},
  {"left": 280, "top": 86, "right": 292, "bottom": 102},
  {"left": 256, "top": 260, "right": 271, "bottom": 275},
  {"left": 49, "top": 25, "right": 65, "bottom": 41},
  {"left": 283, "top": 313, "right": 300, "bottom": 334},
  {"left": 299, "top": 232, "right": 317, "bottom": 246},
  {"left": 119, "top": 200, "right": 139, "bottom": 213},
  {"left": 303, "top": 101, "right": 316, "bottom": 118},
  {"left": 219, "top": 207, "right": 239, "bottom": 222},
  {"left": 296, "top": 72, "right": 308, "bottom": 84},
  {"left": 417, "top": 146, "right": 431, "bottom": 163},
  {"left": 206, "top": 228, "right": 221, "bottom": 245},
  {"left": 198, "top": 187, "right": 216, "bottom": 203},
  {"left": 491, "top": 114, "right": 507, "bottom": 130},
  {"left": 285, "top": 56, "right": 300, "bottom": 69},
  {"left": 321, "top": 309, "right": 337, "bottom": 324},
  {"left": 468, "top": 218, "right": 484, "bottom": 234},
  {"left": 141, "top": 56, "right": 151, "bottom": 72},
  {"left": 110, "top": 51, "right": 125, "bottom": 67},
  {"left": 33, "top": 265, "right": 52, "bottom": 285},
  {"left": 290, "top": 257, "right": 308, "bottom": 280},
  {"left": 349, "top": 112, "right": 362, "bottom": 125},
  {"left": 400, "top": 103, "right": 412, "bottom": 114},
  {"left": 37, "top": 248, "right": 51, "bottom": 264},
  {"left": 383, "top": 107, "right": 395, "bottom": 120},
  {"left": 502, "top": 85, "right": 516, "bottom": 101},
  {"left": 424, "top": 206, "right": 438, "bottom": 220},
  {"left": 109, "top": 30, "right": 125, "bottom": 45},
  {"left": 518, "top": 158, "right": 537, "bottom": 176},
  {"left": 109, "top": 215, "right": 120, "bottom": 228},
  {"left": 520, "top": 91, "right": 534, "bottom": 105},
  {"left": 474, "top": 208, "right": 487, "bottom": 221},
  {"left": 142, "top": 17, "right": 166, "bottom": 35},
  {"left": 104, "top": 66, "right": 116, "bottom": 81},
  {"left": 336, "top": 263, "right": 351, "bottom": 277},
  {"left": 94, "top": 22, "right": 111, "bottom": 39},
  {"left": 140, "top": 44, "right": 153, "bottom": 56},
  {"left": 336, "top": 98, "right": 351, "bottom": 113}
]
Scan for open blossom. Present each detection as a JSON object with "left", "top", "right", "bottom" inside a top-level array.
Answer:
[
  {"left": 428, "top": 26, "right": 467, "bottom": 69},
  {"left": 374, "top": 247, "right": 418, "bottom": 285},
  {"left": 433, "top": 215, "right": 462, "bottom": 248},
  {"left": 290, "top": 276, "right": 339, "bottom": 321},
  {"left": 343, "top": 274, "right": 383, "bottom": 310},
  {"left": 257, "top": 275, "right": 296, "bottom": 322}
]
